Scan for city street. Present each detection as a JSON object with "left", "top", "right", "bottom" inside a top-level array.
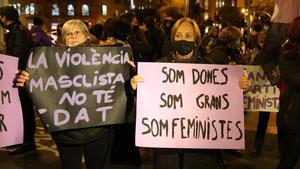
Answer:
[
  {"left": 1, "top": 0, "right": 300, "bottom": 169},
  {"left": 1, "top": 112, "right": 300, "bottom": 169}
]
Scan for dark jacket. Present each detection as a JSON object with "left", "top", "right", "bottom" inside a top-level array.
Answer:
[
  {"left": 207, "top": 41, "right": 244, "bottom": 65},
  {"left": 277, "top": 44, "right": 300, "bottom": 132},
  {"left": 145, "top": 27, "right": 163, "bottom": 60},
  {"left": 201, "top": 35, "right": 218, "bottom": 55},
  {"left": 127, "top": 29, "right": 153, "bottom": 63},
  {"left": 5, "top": 21, "right": 34, "bottom": 69},
  {"left": 30, "top": 25, "right": 53, "bottom": 46}
]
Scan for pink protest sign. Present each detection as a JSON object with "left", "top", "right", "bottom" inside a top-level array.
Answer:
[
  {"left": 0, "top": 54, "right": 24, "bottom": 147},
  {"left": 136, "top": 62, "right": 244, "bottom": 149}
]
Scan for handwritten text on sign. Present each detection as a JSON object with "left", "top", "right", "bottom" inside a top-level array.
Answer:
[
  {"left": 27, "top": 47, "right": 131, "bottom": 132},
  {"left": 0, "top": 54, "right": 23, "bottom": 147},
  {"left": 136, "top": 62, "right": 244, "bottom": 149},
  {"left": 243, "top": 65, "right": 280, "bottom": 112}
]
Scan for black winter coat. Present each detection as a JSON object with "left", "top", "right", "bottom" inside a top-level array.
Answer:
[
  {"left": 277, "top": 44, "right": 300, "bottom": 132},
  {"left": 207, "top": 41, "right": 244, "bottom": 65},
  {"left": 5, "top": 21, "right": 34, "bottom": 69}
]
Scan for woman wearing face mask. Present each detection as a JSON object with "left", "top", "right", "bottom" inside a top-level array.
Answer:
[
  {"left": 207, "top": 26, "right": 245, "bottom": 65},
  {"left": 131, "top": 17, "right": 249, "bottom": 169},
  {"left": 157, "top": 17, "right": 209, "bottom": 63}
]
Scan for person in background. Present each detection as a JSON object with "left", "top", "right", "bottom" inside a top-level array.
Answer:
[
  {"left": 276, "top": 16, "right": 300, "bottom": 169},
  {"left": 102, "top": 18, "right": 130, "bottom": 44},
  {"left": 54, "top": 22, "right": 64, "bottom": 46},
  {"left": 247, "top": 22, "right": 264, "bottom": 50},
  {"left": 89, "top": 23, "right": 103, "bottom": 42},
  {"left": 143, "top": 16, "right": 163, "bottom": 61},
  {"left": 207, "top": 26, "right": 245, "bottom": 65},
  {"left": 30, "top": 16, "right": 53, "bottom": 46},
  {"left": 100, "top": 18, "right": 141, "bottom": 169},
  {"left": 0, "top": 6, "right": 36, "bottom": 155},
  {"left": 201, "top": 25, "right": 219, "bottom": 55},
  {"left": 127, "top": 15, "right": 153, "bottom": 63},
  {"left": 157, "top": 7, "right": 183, "bottom": 60},
  {"left": 130, "top": 17, "right": 249, "bottom": 169},
  {"left": 247, "top": 31, "right": 272, "bottom": 157}
]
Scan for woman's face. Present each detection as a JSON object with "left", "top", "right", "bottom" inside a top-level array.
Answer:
[
  {"left": 173, "top": 22, "right": 197, "bottom": 57},
  {"left": 174, "top": 22, "right": 196, "bottom": 42},
  {"left": 64, "top": 25, "right": 87, "bottom": 47}
]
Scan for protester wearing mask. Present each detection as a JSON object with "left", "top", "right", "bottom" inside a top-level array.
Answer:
[
  {"left": 207, "top": 26, "right": 245, "bottom": 65},
  {"left": 0, "top": 6, "right": 36, "bottom": 155},
  {"left": 130, "top": 17, "right": 249, "bottom": 169}
]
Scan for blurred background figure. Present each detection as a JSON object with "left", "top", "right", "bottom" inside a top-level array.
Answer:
[
  {"left": 246, "top": 30, "right": 272, "bottom": 158},
  {"left": 127, "top": 14, "right": 153, "bottom": 63},
  {"left": 31, "top": 16, "right": 53, "bottom": 46},
  {"left": 157, "top": 7, "right": 183, "bottom": 59},
  {"left": 207, "top": 26, "right": 245, "bottom": 65},
  {"left": 54, "top": 22, "right": 64, "bottom": 46},
  {"left": 143, "top": 16, "right": 163, "bottom": 61},
  {"left": 201, "top": 25, "right": 219, "bottom": 55},
  {"left": 89, "top": 23, "right": 103, "bottom": 42}
]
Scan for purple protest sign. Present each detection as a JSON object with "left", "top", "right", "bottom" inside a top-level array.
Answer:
[
  {"left": 0, "top": 54, "right": 23, "bottom": 147},
  {"left": 243, "top": 65, "right": 280, "bottom": 112},
  {"left": 136, "top": 62, "right": 244, "bottom": 149}
]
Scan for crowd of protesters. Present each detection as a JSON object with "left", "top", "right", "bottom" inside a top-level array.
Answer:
[{"left": 1, "top": 4, "right": 300, "bottom": 169}]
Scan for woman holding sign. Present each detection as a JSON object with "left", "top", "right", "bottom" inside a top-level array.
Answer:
[
  {"left": 131, "top": 17, "right": 249, "bottom": 169},
  {"left": 15, "top": 19, "right": 115, "bottom": 169}
]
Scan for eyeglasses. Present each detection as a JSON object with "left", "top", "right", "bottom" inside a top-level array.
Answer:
[{"left": 66, "top": 31, "right": 82, "bottom": 38}]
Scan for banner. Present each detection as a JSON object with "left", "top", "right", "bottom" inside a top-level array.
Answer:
[
  {"left": 244, "top": 65, "right": 280, "bottom": 112},
  {"left": 27, "top": 47, "right": 132, "bottom": 132},
  {"left": 136, "top": 62, "right": 244, "bottom": 149},
  {"left": 0, "top": 54, "right": 23, "bottom": 147}
]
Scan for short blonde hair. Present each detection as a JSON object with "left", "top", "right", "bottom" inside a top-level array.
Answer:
[
  {"left": 61, "top": 19, "right": 90, "bottom": 44},
  {"left": 170, "top": 17, "right": 201, "bottom": 47}
]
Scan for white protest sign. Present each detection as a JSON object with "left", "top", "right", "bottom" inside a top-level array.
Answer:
[{"left": 243, "top": 65, "right": 280, "bottom": 112}]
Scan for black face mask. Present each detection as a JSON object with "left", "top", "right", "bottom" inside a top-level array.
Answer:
[{"left": 174, "top": 40, "right": 196, "bottom": 55}]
